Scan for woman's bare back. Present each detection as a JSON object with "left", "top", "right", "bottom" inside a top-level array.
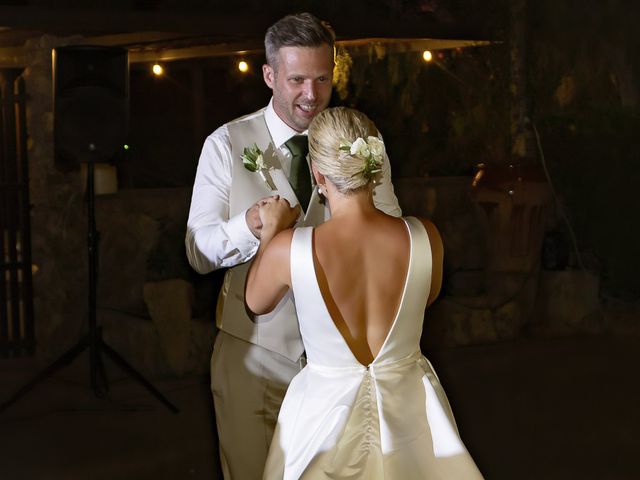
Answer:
[{"left": 312, "top": 211, "right": 413, "bottom": 365}]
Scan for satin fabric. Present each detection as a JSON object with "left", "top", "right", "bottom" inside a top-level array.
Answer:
[{"left": 263, "top": 217, "right": 484, "bottom": 479}]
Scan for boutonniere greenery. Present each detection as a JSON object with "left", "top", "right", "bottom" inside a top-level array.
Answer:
[{"left": 241, "top": 143, "right": 276, "bottom": 190}]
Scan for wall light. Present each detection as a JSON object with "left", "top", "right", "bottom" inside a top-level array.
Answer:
[
  {"left": 238, "top": 60, "right": 249, "bottom": 73},
  {"left": 422, "top": 50, "right": 433, "bottom": 63},
  {"left": 152, "top": 63, "right": 164, "bottom": 76}
]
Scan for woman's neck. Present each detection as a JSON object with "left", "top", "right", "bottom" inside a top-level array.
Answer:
[{"left": 325, "top": 186, "right": 377, "bottom": 220}]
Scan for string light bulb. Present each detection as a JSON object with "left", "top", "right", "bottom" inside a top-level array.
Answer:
[
  {"left": 422, "top": 50, "right": 433, "bottom": 62},
  {"left": 238, "top": 60, "right": 249, "bottom": 73},
  {"left": 152, "top": 63, "right": 164, "bottom": 76}
]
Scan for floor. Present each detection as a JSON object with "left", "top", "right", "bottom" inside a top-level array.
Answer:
[{"left": 1, "top": 333, "right": 638, "bottom": 480}]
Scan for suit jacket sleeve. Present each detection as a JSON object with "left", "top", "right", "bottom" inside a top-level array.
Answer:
[{"left": 185, "top": 125, "right": 259, "bottom": 274}]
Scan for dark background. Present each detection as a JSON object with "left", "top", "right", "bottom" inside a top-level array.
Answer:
[{"left": 0, "top": 1, "right": 639, "bottom": 479}]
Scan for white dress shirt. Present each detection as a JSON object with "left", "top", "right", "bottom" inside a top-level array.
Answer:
[{"left": 186, "top": 100, "right": 297, "bottom": 273}]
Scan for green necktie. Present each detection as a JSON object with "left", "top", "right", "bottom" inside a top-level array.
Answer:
[{"left": 285, "top": 134, "right": 311, "bottom": 211}]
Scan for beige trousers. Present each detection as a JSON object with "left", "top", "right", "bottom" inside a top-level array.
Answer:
[{"left": 211, "top": 330, "right": 302, "bottom": 480}]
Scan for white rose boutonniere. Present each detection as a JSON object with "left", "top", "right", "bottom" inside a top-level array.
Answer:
[{"left": 241, "top": 143, "right": 276, "bottom": 190}]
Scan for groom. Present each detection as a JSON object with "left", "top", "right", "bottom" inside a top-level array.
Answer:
[{"left": 186, "top": 12, "right": 401, "bottom": 479}]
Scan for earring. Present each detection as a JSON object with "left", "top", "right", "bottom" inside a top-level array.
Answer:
[{"left": 317, "top": 185, "right": 324, "bottom": 196}]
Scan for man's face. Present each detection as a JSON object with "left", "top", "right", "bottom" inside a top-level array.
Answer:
[{"left": 263, "top": 44, "right": 334, "bottom": 132}]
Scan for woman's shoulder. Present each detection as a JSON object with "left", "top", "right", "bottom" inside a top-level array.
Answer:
[
  {"left": 265, "top": 228, "right": 295, "bottom": 258},
  {"left": 271, "top": 227, "right": 295, "bottom": 244},
  {"left": 404, "top": 215, "right": 438, "bottom": 234},
  {"left": 404, "top": 216, "right": 443, "bottom": 250}
]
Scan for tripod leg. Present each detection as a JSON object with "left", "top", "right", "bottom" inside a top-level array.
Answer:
[
  {"left": 89, "top": 327, "right": 109, "bottom": 397},
  {"left": 94, "top": 345, "right": 110, "bottom": 396},
  {"left": 100, "top": 339, "right": 179, "bottom": 414},
  {"left": 0, "top": 337, "right": 88, "bottom": 414}
]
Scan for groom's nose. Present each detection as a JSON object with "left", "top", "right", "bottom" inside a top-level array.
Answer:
[{"left": 302, "top": 80, "right": 317, "bottom": 101}]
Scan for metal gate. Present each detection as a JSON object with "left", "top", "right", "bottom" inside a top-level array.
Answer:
[{"left": 0, "top": 68, "right": 34, "bottom": 357}]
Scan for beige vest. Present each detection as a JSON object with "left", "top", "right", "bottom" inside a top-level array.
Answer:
[{"left": 218, "top": 110, "right": 328, "bottom": 361}]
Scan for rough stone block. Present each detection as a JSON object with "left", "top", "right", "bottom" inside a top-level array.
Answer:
[{"left": 533, "top": 270, "right": 602, "bottom": 335}]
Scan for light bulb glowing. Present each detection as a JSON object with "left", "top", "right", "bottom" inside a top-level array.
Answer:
[
  {"left": 238, "top": 61, "right": 249, "bottom": 73},
  {"left": 152, "top": 64, "right": 164, "bottom": 76},
  {"left": 422, "top": 50, "right": 433, "bottom": 62}
]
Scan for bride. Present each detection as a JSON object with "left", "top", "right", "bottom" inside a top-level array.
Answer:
[{"left": 246, "top": 107, "right": 484, "bottom": 479}]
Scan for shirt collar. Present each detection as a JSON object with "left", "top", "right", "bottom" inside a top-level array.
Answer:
[{"left": 265, "top": 98, "right": 307, "bottom": 149}]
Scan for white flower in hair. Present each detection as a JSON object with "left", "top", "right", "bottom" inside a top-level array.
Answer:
[
  {"left": 350, "top": 137, "right": 370, "bottom": 158},
  {"left": 339, "top": 136, "right": 385, "bottom": 180},
  {"left": 367, "top": 136, "right": 384, "bottom": 158}
]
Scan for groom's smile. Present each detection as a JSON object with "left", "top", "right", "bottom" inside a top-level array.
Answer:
[{"left": 295, "top": 102, "right": 321, "bottom": 122}]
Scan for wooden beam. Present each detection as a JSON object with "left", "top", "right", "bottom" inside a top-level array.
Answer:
[
  {"left": 127, "top": 37, "right": 494, "bottom": 64},
  {"left": 0, "top": 36, "right": 495, "bottom": 68}
]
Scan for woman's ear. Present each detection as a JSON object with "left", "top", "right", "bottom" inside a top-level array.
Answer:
[{"left": 311, "top": 164, "right": 325, "bottom": 187}]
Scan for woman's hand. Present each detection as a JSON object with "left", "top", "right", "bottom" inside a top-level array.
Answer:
[{"left": 258, "top": 196, "right": 301, "bottom": 240}]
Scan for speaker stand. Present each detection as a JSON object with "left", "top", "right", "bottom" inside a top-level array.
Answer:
[{"left": 1, "top": 162, "right": 179, "bottom": 414}]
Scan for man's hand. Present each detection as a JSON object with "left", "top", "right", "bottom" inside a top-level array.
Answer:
[
  {"left": 258, "top": 196, "right": 301, "bottom": 241},
  {"left": 246, "top": 195, "right": 280, "bottom": 238}
]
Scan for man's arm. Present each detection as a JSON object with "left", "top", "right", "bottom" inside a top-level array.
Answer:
[{"left": 185, "top": 125, "right": 260, "bottom": 274}]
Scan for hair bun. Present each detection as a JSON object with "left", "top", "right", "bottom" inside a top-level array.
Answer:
[{"left": 309, "top": 107, "right": 383, "bottom": 193}]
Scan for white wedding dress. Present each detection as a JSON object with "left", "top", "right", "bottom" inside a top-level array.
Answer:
[{"left": 263, "top": 217, "right": 484, "bottom": 479}]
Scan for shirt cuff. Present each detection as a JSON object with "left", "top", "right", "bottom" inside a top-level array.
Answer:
[{"left": 227, "top": 209, "right": 260, "bottom": 255}]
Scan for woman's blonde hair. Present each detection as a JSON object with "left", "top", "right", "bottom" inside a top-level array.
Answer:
[{"left": 308, "top": 107, "right": 383, "bottom": 194}]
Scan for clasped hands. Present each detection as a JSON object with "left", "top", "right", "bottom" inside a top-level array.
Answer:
[{"left": 246, "top": 195, "right": 301, "bottom": 240}]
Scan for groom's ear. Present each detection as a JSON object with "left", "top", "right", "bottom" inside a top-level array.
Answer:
[{"left": 263, "top": 64, "right": 275, "bottom": 89}]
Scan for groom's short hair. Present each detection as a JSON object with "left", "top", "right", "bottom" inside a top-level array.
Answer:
[{"left": 264, "top": 12, "right": 335, "bottom": 71}]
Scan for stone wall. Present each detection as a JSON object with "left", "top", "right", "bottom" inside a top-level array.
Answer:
[
  {"left": 395, "top": 177, "right": 603, "bottom": 347},
  {"left": 21, "top": 36, "right": 217, "bottom": 376},
  {"left": 95, "top": 188, "right": 217, "bottom": 377},
  {"left": 23, "top": 35, "right": 89, "bottom": 362}
]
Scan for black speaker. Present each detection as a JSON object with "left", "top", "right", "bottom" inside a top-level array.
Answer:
[{"left": 54, "top": 45, "right": 129, "bottom": 170}]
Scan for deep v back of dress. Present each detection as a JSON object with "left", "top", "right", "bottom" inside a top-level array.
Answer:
[
  {"left": 310, "top": 217, "right": 413, "bottom": 365},
  {"left": 291, "top": 217, "right": 429, "bottom": 368},
  {"left": 263, "top": 216, "right": 485, "bottom": 480}
]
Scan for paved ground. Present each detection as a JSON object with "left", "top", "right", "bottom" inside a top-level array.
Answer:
[{"left": 1, "top": 333, "right": 638, "bottom": 479}]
